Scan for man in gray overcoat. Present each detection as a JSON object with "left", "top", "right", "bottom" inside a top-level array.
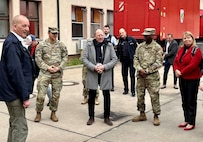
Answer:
[{"left": 82, "top": 29, "right": 117, "bottom": 126}]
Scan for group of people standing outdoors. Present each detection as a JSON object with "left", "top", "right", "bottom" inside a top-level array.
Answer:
[
  {"left": 0, "top": 14, "right": 203, "bottom": 142},
  {"left": 82, "top": 26, "right": 163, "bottom": 127},
  {"left": 81, "top": 24, "right": 203, "bottom": 132}
]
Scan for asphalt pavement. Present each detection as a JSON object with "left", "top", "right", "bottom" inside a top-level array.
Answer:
[{"left": 1, "top": 62, "right": 203, "bottom": 142}]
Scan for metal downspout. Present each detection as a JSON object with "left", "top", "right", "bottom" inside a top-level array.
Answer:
[{"left": 57, "top": 0, "right": 60, "bottom": 40}]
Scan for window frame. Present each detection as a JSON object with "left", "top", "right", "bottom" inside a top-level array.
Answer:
[
  {"left": 20, "top": 0, "right": 40, "bottom": 38},
  {"left": 0, "top": 0, "right": 9, "bottom": 39},
  {"left": 90, "top": 8, "right": 103, "bottom": 38},
  {"left": 72, "top": 6, "right": 85, "bottom": 39},
  {"left": 107, "top": 10, "right": 114, "bottom": 35}
]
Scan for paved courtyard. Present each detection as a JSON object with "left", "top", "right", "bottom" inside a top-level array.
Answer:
[{"left": 0, "top": 63, "right": 203, "bottom": 142}]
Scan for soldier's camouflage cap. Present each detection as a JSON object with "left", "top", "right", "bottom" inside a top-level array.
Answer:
[
  {"left": 142, "top": 28, "right": 156, "bottom": 35},
  {"left": 48, "top": 27, "right": 59, "bottom": 33}
]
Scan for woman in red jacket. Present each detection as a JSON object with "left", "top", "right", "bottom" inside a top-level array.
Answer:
[{"left": 173, "top": 31, "right": 202, "bottom": 130}]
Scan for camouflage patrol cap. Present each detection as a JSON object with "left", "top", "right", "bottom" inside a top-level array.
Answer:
[
  {"left": 142, "top": 28, "right": 156, "bottom": 35},
  {"left": 48, "top": 27, "right": 59, "bottom": 33}
]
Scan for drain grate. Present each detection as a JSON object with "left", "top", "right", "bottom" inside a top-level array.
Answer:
[
  {"left": 96, "top": 111, "right": 130, "bottom": 121},
  {"left": 63, "top": 80, "right": 79, "bottom": 86}
]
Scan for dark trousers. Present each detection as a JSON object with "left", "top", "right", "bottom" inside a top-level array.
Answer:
[
  {"left": 112, "top": 68, "right": 114, "bottom": 89},
  {"left": 88, "top": 89, "right": 111, "bottom": 118},
  {"left": 121, "top": 59, "right": 135, "bottom": 93},
  {"left": 163, "top": 60, "right": 177, "bottom": 85},
  {"left": 179, "top": 78, "right": 199, "bottom": 125}
]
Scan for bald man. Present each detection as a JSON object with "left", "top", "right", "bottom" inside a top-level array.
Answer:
[
  {"left": 117, "top": 28, "right": 137, "bottom": 97},
  {"left": 0, "top": 15, "right": 34, "bottom": 142},
  {"left": 82, "top": 29, "right": 117, "bottom": 126}
]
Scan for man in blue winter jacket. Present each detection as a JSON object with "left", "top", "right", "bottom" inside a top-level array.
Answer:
[{"left": 0, "top": 15, "right": 34, "bottom": 142}]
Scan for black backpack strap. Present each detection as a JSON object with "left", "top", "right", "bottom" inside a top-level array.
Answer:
[
  {"left": 191, "top": 45, "right": 203, "bottom": 74},
  {"left": 191, "top": 46, "right": 198, "bottom": 56}
]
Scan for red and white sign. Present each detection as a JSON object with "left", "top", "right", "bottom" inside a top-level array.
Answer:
[
  {"left": 119, "top": 1, "right": 124, "bottom": 12},
  {"left": 149, "top": 0, "right": 155, "bottom": 10}
]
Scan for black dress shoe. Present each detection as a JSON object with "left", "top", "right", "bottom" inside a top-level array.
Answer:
[
  {"left": 173, "top": 85, "right": 178, "bottom": 89},
  {"left": 47, "top": 101, "right": 50, "bottom": 106},
  {"left": 160, "top": 85, "right": 166, "bottom": 89},
  {"left": 87, "top": 118, "right": 94, "bottom": 125},
  {"left": 104, "top": 118, "right": 113, "bottom": 126},
  {"left": 123, "top": 91, "right": 128, "bottom": 95},
  {"left": 111, "top": 88, "right": 114, "bottom": 91},
  {"left": 131, "top": 92, "right": 136, "bottom": 97}
]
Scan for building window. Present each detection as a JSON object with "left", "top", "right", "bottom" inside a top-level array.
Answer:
[
  {"left": 0, "top": 0, "right": 9, "bottom": 39},
  {"left": 20, "top": 0, "right": 40, "bottom": 37},
  {"left": 107, "top": 10, "right": 114, "bottom": 35},
  {"left": 91, "top": 8, "right": 103, "bottom": 38},
  {"left": 72, "top": 6, "right": 86, "bottom": 38}
]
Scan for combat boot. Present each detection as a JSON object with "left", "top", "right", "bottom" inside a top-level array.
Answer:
[
  {"left": 132, "top": 112, "right": 147, "bottom": 122},
  {"left": 95, "top": 97, "right": 100, "bottom": 105},
  {"left": 153, "top": 115, "right": 160, "bottom": 126},
  {"left": 34, "top": 112, "right": 41, "bottom": 122},
  {"left": 50, "top": 111, "right": 58, "bottom": 122},
  {"left": 81, "top": 96, "right": 88, "bottom": 104}
]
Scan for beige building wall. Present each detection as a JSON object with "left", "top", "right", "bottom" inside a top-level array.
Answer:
[
  {"left": 0, "top": 0, "right": 113, "bottom": 56},
  {"left": 1, "top": 0, "right": 202, "bottom": 56},
  {"left": 61, "top": 0, "right": 113, "bottom": 54},
  {"left": 40, "top": 0, "right": 58, "bottom": 39}
]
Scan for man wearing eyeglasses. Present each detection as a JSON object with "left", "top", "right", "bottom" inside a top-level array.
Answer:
[{"left": 34, "top": 27, "right": 68, "bottom": 123}]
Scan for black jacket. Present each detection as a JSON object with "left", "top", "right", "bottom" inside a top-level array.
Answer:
[
  {"left": 0, "top": 32, "right": 34, "bottom": 102},
  {"left": 164, "top": 39, "right": 178, "bottom": 64},
  {"left": 28, "top": 45, "right": 40, "bottom": 79},
  {"left": 117, "top": 36, "right": 137, "bottom": 62}
]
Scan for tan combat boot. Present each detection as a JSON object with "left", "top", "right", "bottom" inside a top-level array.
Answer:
[
  {"left": 132, "top": 112, "right": 147, "bottom": 122},
  {"left": 95, "top": 97, "right": 100, "bottom": 105},
  {"left": 153, "top": 115, "right": 160, "bottom": 126},
  {"left": 34, "top": 112, "right": 41, "bottom": 122},
  {"left": 81, "top": 96, "right": 88, "bottom": 104},
  {"left": 50, "top": 111, "right": 58, "bottom": 122}
]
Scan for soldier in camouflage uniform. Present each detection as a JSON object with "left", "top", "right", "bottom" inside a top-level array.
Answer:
[
  {"left": 132, "top": 28, "right": 163, "bottom": 126},
  {"left": 34, "top": 27, "right": 68, "bottom": 122}
]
